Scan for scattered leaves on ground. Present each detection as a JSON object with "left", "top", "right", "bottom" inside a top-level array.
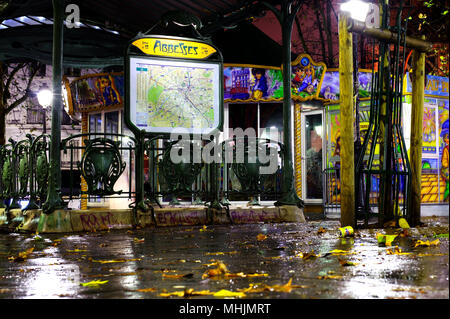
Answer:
[
  {"left": 205, "top": 251, "right": 237, "bottom": 256},
  {"left": 160, "top": 288, "right": 212, "bottom": 297},
  {"left": 201, "top": 261, "right": 267, "bottom": 279},
  {"left": 8, "top": 247, "right": 34, "bottom": 262},
  {"left": 238, "top": 278, "right": 307, "bottom": 294},
  {"left": 317, "top": 227, "right": 326, "bottom": 234}
]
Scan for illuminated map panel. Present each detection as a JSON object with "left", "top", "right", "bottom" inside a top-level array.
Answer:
[{"left": 129, "top": 56, "right": 220, "bottom": 134}]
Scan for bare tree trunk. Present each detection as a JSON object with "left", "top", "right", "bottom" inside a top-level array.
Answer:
[{"left": 0, "top": 110, "right": 6, "bottom": 145}]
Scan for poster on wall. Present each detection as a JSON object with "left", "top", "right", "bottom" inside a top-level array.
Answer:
[
  {"left": 68, "top": 73, "right": 124, "bottom": 114},
  {"left": 439, "top": 99, "right": 449, "bottom": 202},
  {"left": 318, "top": 71, "right": 373, "bottom": 101},
  {"left": 291, "top": 54, "right": 326, "bottom": 101},
  {"left": 223, "top": 66, "right": 283, "bottom": 101}
]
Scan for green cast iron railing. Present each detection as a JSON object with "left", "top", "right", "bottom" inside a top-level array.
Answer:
[{"left": 0, "top": 133, "right": 289, "bottom": 218}]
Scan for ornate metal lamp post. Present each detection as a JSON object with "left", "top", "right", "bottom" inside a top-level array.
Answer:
[
  {"left": 42, "top": 0, "right": 65, "bottom": 214},
  {"left": 263, "top": 0, "right": 303, "bottom": 208}
]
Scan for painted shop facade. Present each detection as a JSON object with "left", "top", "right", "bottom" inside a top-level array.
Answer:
[{"left": 65, "top": 54, "right": 449, "bottom": 212}]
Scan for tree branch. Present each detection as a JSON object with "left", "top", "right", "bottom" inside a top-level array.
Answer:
[
  {"left": 5, "top": 63, "right": 40, "bottom": 114},
  {"left": 294, "top": 15, "right": 310, "bottom": 55},
  {"left": 3, "top": 63, "right": 24, "bottom": 105}
]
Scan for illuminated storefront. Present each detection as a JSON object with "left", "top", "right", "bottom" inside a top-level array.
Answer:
[{"left": 66, "top": 56, "right": 449, "bottom": 209}]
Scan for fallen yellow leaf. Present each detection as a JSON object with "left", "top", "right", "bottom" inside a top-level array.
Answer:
[
  {"left": 414, "top": 239, "right": 440, "bottom": 248},
  {"left": 202, "top": 261, "right": 228, "bottom": 279},
  {"left": 136, "top": 288, "right": 156, "bottom": 293},
  {"left": 159, "top": 289, "right": 212, "bottom": 297},
  {"left": 80, "top": 280, "right": 108, "bottom": 287},
  {"left": 317, "top": 275, "right": 343, "bottom": 280},
  {"left": 376, "top": 233, "right": 398, "bottom": 246},
  {"left": 213, "top": 289, "right": 246, "bottom": 298},
  {"left": 386, "top": 246, "right": 412, "bottom": 255},
  {"left": 295, "top": 251, "right": 318, "bottom": 259},
  {"left": 89, "top": 258, "right": 141, "bottom": 264},
  {"left": 133, "top": 238, "right": 145, "bottom": 243},
  {"left": 257, "top": 234, "right": 268, "bottom": 241},
  {"left": 338, "top": 258, "right": 358, "bottom": 266},
  {"left": 66, "top": 249, "right": 87, "bottom": 253},
  {"left": 205, "top": 251, "right": 237, "bottom": 256},
  {"left": 328, "top": 249, "right": 357, "bottom": 256},
  {"left": 238, "top": 278, "right": 307, "bottom": 294}
]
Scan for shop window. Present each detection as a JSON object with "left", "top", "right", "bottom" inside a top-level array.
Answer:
[
  {"left": 87, "top": 110, "right": 122, "bottom": 205},
  {"left": 260, "top": 103, "right": 283, "bottom": 142},
  {"left": 27, "top": 107, "right": 45, "bottom": 124},
  {"left": 226, "top": 102, "right": 283, "bottom": 202},
  {"left": 89, "top": 113, "right": 102, "bottom": 137},
  {"left": 105, "top": 111, "right": 119, "bottom": 140},
  {"left": 228, "top": 103, "right": 258, "bottom": 137}
]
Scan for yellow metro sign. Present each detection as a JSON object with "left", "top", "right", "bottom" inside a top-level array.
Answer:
[{"left": 132, "top": 38, "right": 217, "bottom": 59}]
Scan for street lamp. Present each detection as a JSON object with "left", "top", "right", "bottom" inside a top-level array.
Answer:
[
  {"left": 340, "top": 0, "right": 370, "bottom": 22},
  {"left": 37, "top": 83, "right": 52, "bottom": 134}
]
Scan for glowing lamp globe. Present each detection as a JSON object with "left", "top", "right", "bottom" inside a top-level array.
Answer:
[{"left": 37, "top": 89, "right": 52, "bottom": 108}]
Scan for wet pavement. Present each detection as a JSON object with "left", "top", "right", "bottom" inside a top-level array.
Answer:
[{"left": 0, "top": 216, "right": 448, "bottom": 300}]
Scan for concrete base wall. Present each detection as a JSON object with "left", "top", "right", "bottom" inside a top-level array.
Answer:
[{"left": 0, "top": 205, "right": 305, "bottom": 233}]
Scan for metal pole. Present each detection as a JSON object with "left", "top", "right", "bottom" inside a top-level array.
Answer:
[
  {"left": 265, "top": 0, "right": 303, "bottom": 207},
  {"left": 338, "top": 13, "right": 356, "bottom": 227},
  {"left": 42, "top": 0, "right": 65, "bottom": 213},
  {"left": 42, "top": 109, "right": 46, "bottom": 134}
]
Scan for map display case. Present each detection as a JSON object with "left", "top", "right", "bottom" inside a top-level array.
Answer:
[{"left": 125, "top": 35, "right": 224, "bottom": 137}]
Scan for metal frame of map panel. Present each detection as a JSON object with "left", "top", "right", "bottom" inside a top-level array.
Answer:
[{"left": 124, "top": 34, "right": 224, "bottom": 139}]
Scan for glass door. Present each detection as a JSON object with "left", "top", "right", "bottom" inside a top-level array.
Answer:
[{"left": 301, "top": 110, "right": 324, "bottom": 203}]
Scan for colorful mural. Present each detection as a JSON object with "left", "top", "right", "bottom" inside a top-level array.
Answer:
[
  {"left": 290, "top": 54, "right": 326, "bottom": 101},
  {"left": 223, "top": 66, "right": 283, "bottom": 102},
  {"left": 439, "top": 99, "right": 449, "bottom": 202},
  {"left": 404, "top": 73, "right": 449, "bottom": 97},
  {"left": 318, "top": 70, "right": 373, "bottom": 101},
  {"left": 68, "top": 73, "right": 124, "bottom": 114},
  {"left": 422, "top": 105, "right": 437, "bottom": 154}
]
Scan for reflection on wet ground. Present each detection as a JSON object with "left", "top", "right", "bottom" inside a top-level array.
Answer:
[{"left": 0, "top": 217, "right": 448, "bottom": 299}]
